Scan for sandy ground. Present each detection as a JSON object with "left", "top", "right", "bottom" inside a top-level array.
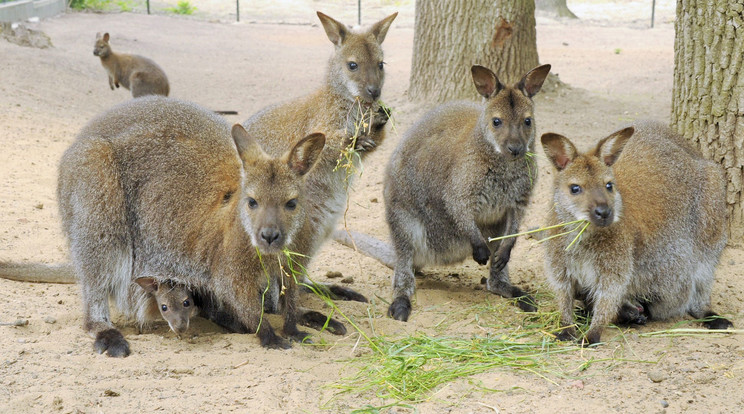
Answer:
[{"left": 1, "top": 1, "right": 743, "bottom": 413}]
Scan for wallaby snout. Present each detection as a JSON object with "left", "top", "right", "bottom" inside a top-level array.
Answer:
[
  {"left": 505, "top": 138, "right": 525, "bottom": 158},
  {"left": 591, "top": 203, "right": 613, "bottom": 227}
]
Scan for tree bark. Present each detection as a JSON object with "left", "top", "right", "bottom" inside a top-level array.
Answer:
[
  {"left": 672, "top": 0, "right": 744, "bottom": 245},
  {"left": 409, "top": 0, "right": 540, "bottom": 103},
  {"left": 535, "top": 0, "right": 578, "bottom": 19}
]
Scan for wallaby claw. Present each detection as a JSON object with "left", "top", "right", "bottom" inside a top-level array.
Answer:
[
  {"left": 355, "top": 137, "right": 377, "bottom": 152},
  {"left": 388, "top": 296, "right": 412, "bottom": 321}
]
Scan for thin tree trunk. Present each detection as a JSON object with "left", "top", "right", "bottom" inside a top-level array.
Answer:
[
  {"left": 409, "top": 0, "right": 539, "bottom": 103},
  {"left": 671, "top": 0, "right": 744, "bottom": 245}
]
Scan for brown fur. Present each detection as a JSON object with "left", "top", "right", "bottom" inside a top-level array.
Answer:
[
  {"left": 57, "top": 96, "right": 325, "bottom": 356},
  {"left": 239, "top": 11, "right": 397, "bottom": 309},
  {"left": 541, "top": 120, "right": 732, "bottom": 345},
  {"left": 383, "top": 64, "right": 551, "bottom": 321},
  {"left": 134, "top": 277, "right": 199, "bottom": 337},
  {"left": 93, "top": 32, "right": 169, "bottom": 98}
]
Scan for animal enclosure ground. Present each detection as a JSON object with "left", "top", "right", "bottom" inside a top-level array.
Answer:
[{"left": 1, "top": 2, "right": 743, "bottom": 413}]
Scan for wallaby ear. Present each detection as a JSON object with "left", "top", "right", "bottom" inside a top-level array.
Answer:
[
  {"left": 518, "top": 64, "right": 551, "bottom": 98},
  {"left": 232, "top": 124, "right": 267, "bottom": 164},
  {"left": 102, "top": 32, "right": 110, "bottom": 43},
  {"left": 369, "top": 12, "right": 398, "bottom": 44},
  {"left": 595, "top": 126, "right": 634, "bottom": 167},
  {"left": 287, "top": 133, "right": 326, "bottom": 176},
  {"left": 541, "top": 133, "right": 578, "bottom": 171},
  {"left": 471, "top": 65, "right": 503, "bottom": 98},
  {"left": 135, "top": 277, "right": 159, "bottom": 294},
  {"left": 317, "top": 12, "right": 348, "bottom": 46}
]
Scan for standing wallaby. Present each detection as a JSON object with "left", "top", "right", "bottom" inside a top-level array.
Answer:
[
  {"left": 93, "top": 32, "right": 169, "bottom": 98},
  {"left": 383, "top": 64, "right": 551, "bottom": 322},
  {"left": 541, "top": 121, "right": 733, "bottom": 345},
  {"left": 238, "top": 11, "right": 397, "bottom": 311},
  {"left": 58, "top": 96, "right": 325, "bottom": 357}
]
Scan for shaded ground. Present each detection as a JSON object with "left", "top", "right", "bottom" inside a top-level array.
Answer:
[{"left": 1, "top": 2, "right": 742, "bottom": 413}]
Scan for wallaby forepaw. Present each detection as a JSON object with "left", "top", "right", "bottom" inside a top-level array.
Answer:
[
  {"left": 300, "top": 310, "right": 347, "bottom": 335},
  {"left": 515, "top": 294, "right": 538, "bottom": 313},
  {"left": 472, "top": 244, "right": 491, "bottom": 265},
  {"left": 555, "top": 327, "right": 577, "bottom": 342},
  {"left": 258, "top": 328, "right": 291, "bottom": 350},
  {"left": 94, "top": 328, "right": 131, "bottom": 357},
  {"left": 388, "top": 296, "right": 411, "bottom": 321},
  {"left": 372, "top": 106, "right": 390, "bottom": 130},
  {"left": 355, "top": 137, "right": 377, "bottom": 152},
  {"left": 327, "top": 285, "right": 368, "bottom": 302},
  {"left": 702, "top": 314, "right": 733, "bottom": 330}
]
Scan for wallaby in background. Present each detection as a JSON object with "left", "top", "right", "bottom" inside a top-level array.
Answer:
[
  {"left": 0, "top": 265, "right": 198, "bottom": 338},
  {"left": 237, "top": 11, "right": 397, "bottom": 313},
  {"left": 58, "top": 96, "right": 326, "bottom": 357},
  {"left": 93, "top": 32, "right": 170, "bottom": 98},
  {"left": 541, "top": 120, "right": 733, "bottom": 345},
  {"left": 383, "top": 64, "right": 551, "bottom": 321}
]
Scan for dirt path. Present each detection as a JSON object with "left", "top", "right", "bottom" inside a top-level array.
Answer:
[{"left": 1, "top": 4, "right": 742, "bottom": 413}]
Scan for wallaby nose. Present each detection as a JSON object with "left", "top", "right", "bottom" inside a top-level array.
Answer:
[
  {"left": 507, "top": 143, "right": 524, "bottom": 157},
  {"left": 260, "top": 229, "right": 281, "bottom": 246},
  {"left": 367, "top": 86, "right": 380, "bottom": 101},
  {"left": 593, "top": 205, "right": 612, "bottom": 223}
]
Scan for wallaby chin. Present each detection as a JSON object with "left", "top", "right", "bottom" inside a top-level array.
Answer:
[{"left": 541, "top": 120, "right": 731, "bottom": 345}]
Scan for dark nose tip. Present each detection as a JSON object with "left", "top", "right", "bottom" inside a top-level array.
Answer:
[
  {"left": 507, "top": 143, "right": 524, "bottom": 157},
  {"left": 367, "top": 86, "right": 380, "bottom": 100},
  {"left": 260, "top": 229, "right": 281, "bottom": 245},
  {"left": 593, "top": 205, "right": 611, "bottom": 220}
]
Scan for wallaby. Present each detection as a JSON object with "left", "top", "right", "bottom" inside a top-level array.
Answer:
[
  {"left": 383, "top": 64, "right": 551, "bottom": 322},
  {"left": 541, "top": 120, "right": 733, "bottom": 345},
  {"left": 133, "top": 276, "right": 198, "bottom": 337},
  {"left": 0, "top": 265, "right": 198, "bottom": 337},
  {"left": 93, "top": 32, "right": 170, "bottom": 98},
  {"left": 57, "top": 96, "right": 326, "bottom": 357},
  {"left": 236, "top": 11, "right": 397, "bottom": 313}
]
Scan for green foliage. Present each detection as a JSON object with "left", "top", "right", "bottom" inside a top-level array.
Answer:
[
  {"left": 166, "top": 0, "right": 196, "bottom": 15},
  {"left": 115, "top": 0, "right": 133, "bottom": 12},
  {"left": 68, "top": 0, "right": 112, "bottom": 11}
]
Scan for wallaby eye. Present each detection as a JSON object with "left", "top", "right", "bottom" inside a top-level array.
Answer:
[
  {"left": 524, "top": 117, "right": 532, "bottom": 127},
  {"left": 378, "top": 62, "right": 384, "bottom": 70},
  {"left": 492, "top": 118, "right": 502, "bottom": 128},
  {"left": 570, "top": 184, "right": 582, "bottom": 195},
  {"left": 161, "top": 304, "right": 168, "bottom": 312},
  {"left": 606, "top": 182, "right": 614, "bottom": 192},
  {"left": 247, "top": 197, "right": 258, "bottom": 209},
  {"left": 348, "top": 62, "right": 358, "bottom": 71},
  {"left": 182, "top": 300, "right": 190, "bottom": 307},
  {"left": 285, "top": 199, "right": 298, "bottom": 211}
]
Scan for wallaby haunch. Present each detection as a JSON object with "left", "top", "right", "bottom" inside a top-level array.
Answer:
[
  {"left": 238, "top": 11, "right": 397, "bottom": 311},
  {"left": 541, "top": 121, "right": 733, "bottom": 345},
  {"left": 58, "top": 96, "right": 325, "bottom": 356},
  {"left": 384, "top": 64, "right": 551, "bottom": 321},
  {"left": 93, "top": 32, "right": 170, "bottom": 98}
]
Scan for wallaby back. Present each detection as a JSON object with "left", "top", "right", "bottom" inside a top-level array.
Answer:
[
  {"left": 383, "top": 64, "right": 551, "bottom": 322},
  {"left": 239, "top": 11, "right": 397, "bottom": 305},
  {"left": 93, "top": 32, "right": 170, "bottom": 98},
  {"left": 541, "top": 120, "right": 732, "bottom": 345},
  {"left": 58, "top": 96, "right": 324, "bottom": 356}
]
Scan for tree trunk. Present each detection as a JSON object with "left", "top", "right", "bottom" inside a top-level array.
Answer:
[
  {"left": 535, "top": 0, "right": 578, "bottom": 19},
  {"left": 409, "top": 0, "right": 540, "bottom": 103},
  {"left": 671, "top": 0, "right": 744, "bottom": 245}
]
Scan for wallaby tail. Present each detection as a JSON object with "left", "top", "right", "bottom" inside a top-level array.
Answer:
[
  {"left": 0, "top": 262, "right": 76, "bottom": 284},
  {"left": 331, "top": 229, "right": 395, "bottom": 269},
  {"left": 213, "top": 110, "right": 238, "bottom": 115}
]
